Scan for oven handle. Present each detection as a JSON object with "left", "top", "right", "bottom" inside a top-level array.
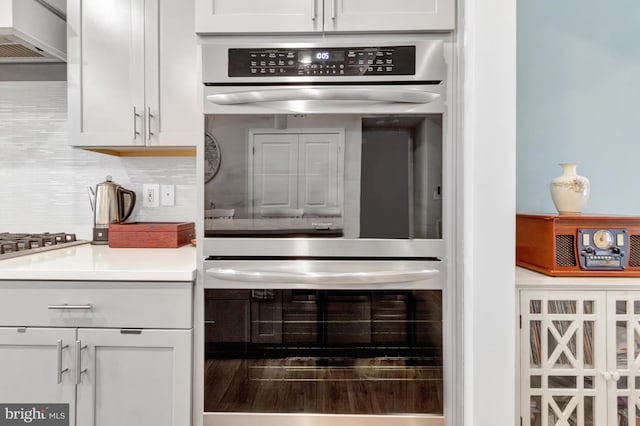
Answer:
[
  {"left": 206, "top": 87, "right": 440, "bottom": 105},
  {"left": 206, "top": 267, "right": 439, "bottom": 285}
]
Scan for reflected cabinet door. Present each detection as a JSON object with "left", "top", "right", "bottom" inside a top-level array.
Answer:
[{"left": 520, "top": 291, "right": 608, "bottom": 426}]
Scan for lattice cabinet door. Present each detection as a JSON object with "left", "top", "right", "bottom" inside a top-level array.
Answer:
[
  {"left": 520, "top": 291, "right": 608, "bottom": 426},
  {"left": 606, "top": 292, "right": 640, "bottom": 426}
]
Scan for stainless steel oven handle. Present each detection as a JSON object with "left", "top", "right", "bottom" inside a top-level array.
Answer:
[
  {"left": 206, "top": 88, "right": 440, "bottom": 105},
  {"left": 206, "top": 267, "right": 439, "bottom": 284}
]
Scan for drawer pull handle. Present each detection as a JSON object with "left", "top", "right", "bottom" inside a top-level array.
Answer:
[
  {"left": 120, "top": 329, "right": 142, "bottom": 335},
  {"left": 48, "top": 304, "right": 93, "bottom": 310},
  {"left": 56, "top": 339, "right": 69, "bottom": 384}
]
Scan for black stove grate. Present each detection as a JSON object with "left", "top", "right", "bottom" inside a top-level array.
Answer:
[{"left": 0, "top": 233, "right": 83, "bottom": 257}]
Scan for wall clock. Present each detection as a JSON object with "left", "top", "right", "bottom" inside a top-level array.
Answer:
[{"left": 204, "top": 133, "right": 221, "bottom": 183}]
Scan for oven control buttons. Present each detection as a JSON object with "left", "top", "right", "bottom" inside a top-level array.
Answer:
[
  {"left": 577, "top": 228, "right": 627, "bottom": 270},
  {"left": 228, "top": 46, "right": 416, "bottom": 77}
]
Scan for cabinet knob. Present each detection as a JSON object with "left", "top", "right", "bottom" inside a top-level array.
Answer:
[{"left": 601, "top": 371, "right": 612, "bottom": 380}]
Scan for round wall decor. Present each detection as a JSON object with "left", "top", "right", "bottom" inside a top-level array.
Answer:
[{"left": 204, "top": 133, "right": 221, "bottom": 183}]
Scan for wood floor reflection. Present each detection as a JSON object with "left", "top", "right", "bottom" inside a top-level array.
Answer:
[{"left": 204, "top": 358, "right": 443, "bottom": 414}]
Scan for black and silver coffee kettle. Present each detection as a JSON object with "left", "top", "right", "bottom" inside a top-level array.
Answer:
[{"left": 88, "top": 176, "right": 136, "bottom": 244}]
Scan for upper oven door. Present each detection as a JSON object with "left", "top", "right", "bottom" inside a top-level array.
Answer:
[{"left": 202, "top": 39, "right": 447, "bottom": 259}]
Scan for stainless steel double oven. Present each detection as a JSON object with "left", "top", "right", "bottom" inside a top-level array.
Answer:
[{"left": 200, "top": 35, "right": 453, "bottom": 426}]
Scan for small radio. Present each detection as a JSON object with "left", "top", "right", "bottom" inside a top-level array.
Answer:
[{"left": 516, "top": 213, "right": 640, "bottom": 277}]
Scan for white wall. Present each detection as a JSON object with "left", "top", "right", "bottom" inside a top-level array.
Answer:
[
  {"left": 462, "top": 0, "right": 516, "bottom": 424},
  {"left": 517, "top": 1, "right": 640, "bottom": 215},
  {"left": 0, "top": 81, "right": 196, "bottom": 239}
]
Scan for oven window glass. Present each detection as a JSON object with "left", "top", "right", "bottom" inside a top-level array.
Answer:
[
  {"left": 204, "top": 114, "right": 443, "bottom": 239},
  {"left": 204, "top": 289, "right": 443, "bottom": 415}
]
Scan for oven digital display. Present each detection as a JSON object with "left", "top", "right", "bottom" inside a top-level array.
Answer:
[
  {"left": 314, "top": 50, "right": 343, "bottom": 61},
  {"left": 315, "top": 51, "right": 330, "bottom": 60}
]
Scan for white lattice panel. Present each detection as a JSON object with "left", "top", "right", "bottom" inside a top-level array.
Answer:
[
  {"left": 607, "top": 292, "right": 640, "bottom": 426},
  {"left": 521, "top": 291, "right": 608, "bottom": 426}
]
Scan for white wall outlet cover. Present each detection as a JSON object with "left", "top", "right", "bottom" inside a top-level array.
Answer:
[{"left": 142, "top": 183, "right": 160, "bottom": 207}]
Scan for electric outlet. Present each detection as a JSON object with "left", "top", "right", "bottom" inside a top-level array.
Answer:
[
  {"left": 142, "top": 183, "right": 159, "bottom": 207},
  {"left": 161, "top": 184, "right": 175, "bottom": 206}
]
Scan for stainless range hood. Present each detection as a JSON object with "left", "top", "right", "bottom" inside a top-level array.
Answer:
[{"left": 0, "top": 0, "right": 66, "bottom": 63}]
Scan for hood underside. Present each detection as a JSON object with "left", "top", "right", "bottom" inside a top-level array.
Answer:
[{"left": 0, "top": 0, "right": 66, "bottom": 63}]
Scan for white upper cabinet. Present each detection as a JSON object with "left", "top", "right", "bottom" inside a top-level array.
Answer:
[
  {"left": 195, "top": 0, "right": 454, "bottom": 34},
  {"left": 68, "top": 0, "right": 198, "bottom": 148},
  {"left": 196, "top": 0, "right": 322, "bottom": 33},
  {"left": 325, "top": 0, "right": 455, "bottom": 32}
]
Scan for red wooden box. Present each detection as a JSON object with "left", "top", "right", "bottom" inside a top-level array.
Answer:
[{"left": 108, "top": 222, "right": 195, "bottom": 248}]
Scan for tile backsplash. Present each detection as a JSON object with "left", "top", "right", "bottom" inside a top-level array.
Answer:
[{"left": 0, "top": 81, "right": 196, "bottom": 240}]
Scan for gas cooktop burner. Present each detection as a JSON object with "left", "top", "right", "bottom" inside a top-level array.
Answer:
[{"left": 0, "top": 232, "right": 88, "bottom": 260}]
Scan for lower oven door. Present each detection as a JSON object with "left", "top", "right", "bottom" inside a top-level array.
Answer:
[{"left": 203, "top": 258, "right": 445, "bottom": 426}]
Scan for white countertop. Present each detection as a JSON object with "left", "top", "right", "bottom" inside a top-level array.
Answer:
[
  {"left": 517, "top": 266, "right": 640, "bottom": 290},
  {"left": 0, "top": 243, "right": 196, "bottom": 282}
]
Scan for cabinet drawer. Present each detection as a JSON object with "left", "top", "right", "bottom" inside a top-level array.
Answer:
[{"left": 0, "top": 281, "right": 192, "bottom": 328}]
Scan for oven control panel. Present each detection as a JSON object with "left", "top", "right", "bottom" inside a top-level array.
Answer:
[
  {"left": 577, "top": 228, "right": 628, "bottom": 270},
  {"left": 228, "top": 46, "right": 416, "bottom": 77}
]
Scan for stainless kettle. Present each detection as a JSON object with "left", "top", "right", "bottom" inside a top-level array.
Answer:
[{"left": 88, "top": 176, "right": 136, "bottom": 244}]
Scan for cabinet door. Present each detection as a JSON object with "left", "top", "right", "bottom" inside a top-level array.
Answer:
[
  {"left": 0, "top": 327, "right": 76, "bottom": 424},
  {"left": 195, "top": 0, "right": 322, "bottom": 33},
  {"left": 298, "top": 133, "right": 342, "bottom": 213},
  {"left": 145, "top": 0, "right": 198, "bottom": 147},
  {"left": 325, "top": 0, "right": 455, "bottom": 32},
  {"left": 606, "top": 292, "right": 640, "bottom": 426},
  {"left": 68, "top": 0, "right": 146, "bottom": 147},
  {"left": 251, "top": 133, "right": 300, "bottom": 217},
  {"left": 520, "top": 291, "right": 607, "bottom": 426},
  {"left": 76, "top": 328, "right": 191, "bottom": 426}
]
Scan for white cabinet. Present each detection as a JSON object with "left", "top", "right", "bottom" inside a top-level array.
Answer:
[
  {"left": 250, "top": 130, "right": 343, "bottom": 217},
  {"left": 0, "top": 281, "right": 192, "bottom": 426},
  {"left": 76, "top": 329, "right": 191, "bottom": 426},
  {"left": 67, "top": 0, "right": 198, "bottom": 148},
  {"left": 195, "top": 0, "right": 455, "bottom": 34},
  {"left": 0, "top": 328, "right": 77, "bottom": 424},
  {"left": 520, "top": 290, "right": 640, "bottom": 426},
  {"left": 324, "top": 0, "right": 455, "bottom": 32}
]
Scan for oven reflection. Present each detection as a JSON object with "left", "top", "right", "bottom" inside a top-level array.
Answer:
[{"left": 204, "top": 289, "right": 443, "bottom": 415}]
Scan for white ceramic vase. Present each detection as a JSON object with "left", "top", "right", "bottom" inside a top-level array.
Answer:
[{"left": 550, "top": 162, "right": 590, "bottom": 215}]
